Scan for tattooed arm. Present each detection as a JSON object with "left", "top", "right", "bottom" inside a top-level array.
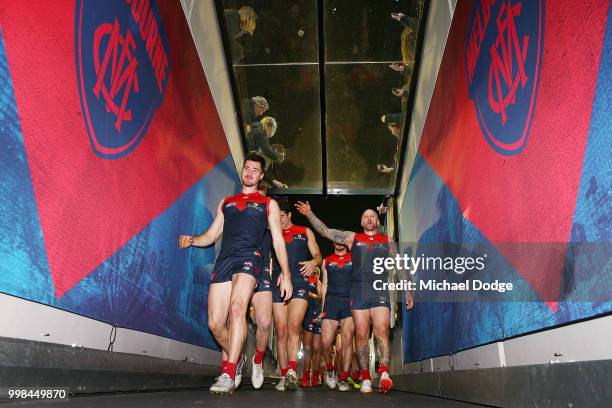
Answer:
[{"left": 294, "top": 201, "right": 355, "bottom": 247}]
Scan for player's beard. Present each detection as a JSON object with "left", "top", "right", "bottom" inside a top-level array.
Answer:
[
  {"left": 364, "top": 222, "right": 377, "bottom": 232},
  {"left": 241, "top": 175, "right": 258, "bottom": 187}
]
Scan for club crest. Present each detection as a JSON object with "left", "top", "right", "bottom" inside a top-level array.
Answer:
[
  {"left": 75, "top": 0, "right": 170, "bottom": 159},
  {"left": 466, "top": 0, "right": 545, "bottom": 155}
]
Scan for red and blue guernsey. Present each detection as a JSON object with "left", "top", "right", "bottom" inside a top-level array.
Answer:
[
  {"left": 323, "top": 252, "right": 353, "bottom": 320},
  {"left": 350, "top": 233, "right": 391, "bottom": 309},
  {"left": 303, "top": 275, "right": 322, "bottom": 334},
  {"left": 283, "top": 225, "right": 311, "bottom": 294},
  {"left": 210, "top": 191, "right": 271, "bottom": 284},
  {"left": 324, "top": 253, "right": 353, "bottom": 298}
]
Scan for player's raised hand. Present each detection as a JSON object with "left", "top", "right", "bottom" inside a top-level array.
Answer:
[
  {"left": 294, "top": 201, "right": 312, "bottom": 216},
  {"left": 178, "top": 235, "right": 194, "bottom": 249}
]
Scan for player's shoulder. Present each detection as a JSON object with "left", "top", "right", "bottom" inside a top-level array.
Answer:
[
  {"left": 374, "top": 233, "right": 390, "bottom": 244},
  {"left": 377, "top": 233, "right": 391, "bottom": 242},
  {"left": 218, "top": 196, "right": 230, "bottom": 209},
  {"left": 266, "top": 195, "right": 278, "bottom": 207},
  {"left": 223, "top": 192, "right": 240, "bottom": 202},
  {"left": 353, "top": 232, "right": 366, "bottom": 241}
]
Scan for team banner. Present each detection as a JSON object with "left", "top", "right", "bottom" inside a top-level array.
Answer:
[
  {"left": 400, "top": 0, "right": 612, "bottom": 362},
  {"left": 0, "top": 1, "right": 239, "bottom": 349}
]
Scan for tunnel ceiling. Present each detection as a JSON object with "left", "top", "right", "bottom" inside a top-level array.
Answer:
[{"left": 216, "top": 0, "right": 426, "bottom": 195}]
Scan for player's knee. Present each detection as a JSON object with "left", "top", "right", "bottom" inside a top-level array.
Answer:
[
  {"left": 288, "top": 320, "right": 302, "bottom": 334},
  {"left": 355, "top": 328, "right": 369, "bottom": 344},
  {"left": 275, "top": 324, "right": 288, "bottom": 340},
  {"left": 257, "top": 314, "right": 272, "bottom": 333},
  {"left": 208, "top": 315, "right": 225, "bottom": 335},
  {"left": 373, "top": 324, "right": 389, "bottom": 340},
  {"left": 322, "top": 337, "right": 334, "bottom": 350},
  {"left": 313, "top": 340, "right": 322, "bottom": 353},
  {"left": 229, "top": 299, "right": 247, "bottom": 319},
  {"left": 303, "top": 343, "right": 312, "bottom": 355}
]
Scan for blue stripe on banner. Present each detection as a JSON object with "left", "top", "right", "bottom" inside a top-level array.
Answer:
[
  {"left": 571, "top": 1, "right": 612, "bottom": 244},
  {"left": 0, "top": 27, "right": 54, "bottom": 305}
]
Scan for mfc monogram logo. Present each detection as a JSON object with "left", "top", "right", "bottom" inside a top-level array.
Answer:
[
  {"left": 466, "top": 0, "right": 544, "bottom": 155},
  {"left": 76, "top": 0, "right": 170, "bottom": 159},
  {"left": 93, "top": 19, "right": 139, "bottom": 133},
  {"left": 489, "top": 2, "right": 528, "bottom": 125}
]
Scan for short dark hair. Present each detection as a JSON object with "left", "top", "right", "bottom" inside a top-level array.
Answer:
[
  {"left": 244, "top": 153, "right": 266, "bottom": 172},
  {"left": 276, "top": 197, "right": 292, "bottom": 214}
]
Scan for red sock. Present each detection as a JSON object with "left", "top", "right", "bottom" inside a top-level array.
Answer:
[
  {"left": 362, "top": 369, "right": 372, "bottom": 381},
  {"left": 288, "top": 360, "right": 297, "bottom": 371},
  {"left": 223, "top": 361, "right": 237, "bottom": 379},
  {"left": 254, "top": 349, "right": 265, "bottom": 364},
  {"left": 378, "top": 364, "right": 390, "bottom": 376},
  {"left": 281, "top": 367, "right": 289, "bottom": 376},
  {"left": 339, "top": 371, "right": 349, "bottom": 381},
  {"left": 312, "top": 370, "right": 320, "bottom": 382},
  {"left": 325, "top": 361, "right": 335, "bottom": 371},
  {"left": 221, "top": 359, "right": 228, "bottom": 372},
  {"left": 352, "top": 370, "right": 361, "bottom": 380},
  {"left": 301, "top": 369, "right": 310, "bottom": 381}
]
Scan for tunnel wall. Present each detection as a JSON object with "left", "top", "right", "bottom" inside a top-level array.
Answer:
[
  {"left": 180, "top": 0, "right": 245, "bottom": 171},
  {"left": 398, "top": 0, "right": 611, "bottom": 364},
  {"left": 0, "top": 0, "right": 240, "bottom": 359}
]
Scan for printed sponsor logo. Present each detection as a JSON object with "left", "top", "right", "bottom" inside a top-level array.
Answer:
[{"left": 247, "top": 202, "right": 264, "bottom": 212}]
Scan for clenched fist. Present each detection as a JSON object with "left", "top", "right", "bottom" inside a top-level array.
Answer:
[{"left": 178, "top": 235, "right": 194, "bottom": 249}]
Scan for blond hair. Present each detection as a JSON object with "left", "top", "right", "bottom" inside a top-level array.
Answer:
[
  {"left": 239, "top": 6, "right": 257, "bottom": 35},
  {"left": 260, "top": 116, "right": 277, "bottom": 136}
]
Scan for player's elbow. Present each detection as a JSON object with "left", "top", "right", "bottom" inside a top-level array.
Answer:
[{"left": 196, "top": 234, "right": 212, "bottom": 248}]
